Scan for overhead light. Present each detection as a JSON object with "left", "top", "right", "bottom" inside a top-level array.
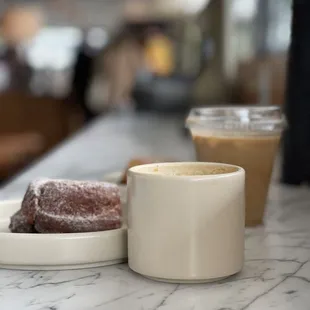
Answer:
[
  {"left": 231, "top": 0, "right": 258, "bottom": 21},
  {"left": 124, "top": 0, "right": 211, "bottom": 20},
  {"left": 176, "top": 0, "right": 211, "bottom": 14}
]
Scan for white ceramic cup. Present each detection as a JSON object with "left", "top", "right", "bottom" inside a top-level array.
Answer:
[{"left": 127, "top": 162, "right": 245, "bottom": 283}]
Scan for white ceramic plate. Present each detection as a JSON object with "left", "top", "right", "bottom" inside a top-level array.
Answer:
[
  {"left": 0, "top": 200, "right": 127, "bottom": 270},
  {"left": 103, "top": 172, "right": 127, "bottom": 203}
]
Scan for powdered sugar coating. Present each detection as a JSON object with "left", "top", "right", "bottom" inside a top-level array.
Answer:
[
  {"left": 9, "top": 179, "right": 49, "bottom": 233},
  {"left": 9, "top": 209, "right": 36, "bottom": 233},
  {"left": 10, "top": 179, "right": 121, "bottom": 233}
]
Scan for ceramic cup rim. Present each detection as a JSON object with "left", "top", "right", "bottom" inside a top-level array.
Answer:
[{"left": 128, "top": 162, "right": 244, "bottom": 181}]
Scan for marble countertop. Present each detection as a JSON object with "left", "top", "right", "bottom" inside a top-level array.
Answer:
[{"left": 1, "top": 111, "right": 310, "bottom": 310}]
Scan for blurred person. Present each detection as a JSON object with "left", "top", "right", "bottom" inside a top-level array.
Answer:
[
  {"left": 0, "top": 44, "right": 31, "bottom": 91},
  {"left": 0, "top": 5, "right": 42, "bottom": 91},
  {"left": 1, "top": 5, "right": 43, "bottom": 45},
  {"left": 88, "top": 23, "right": 146, "bottom": 110},
  {"left": 71, "top": 27, "right": 140, "bottom": 121},
  {"left": 71, "top": 36, "right": 97, "bottom": 122},
  {"left": 70, "top": 28, "right": 109, "bottom": 122},
  {"left": 0, "top": 6, "right": 45, "bottom": 181},
  {"left": 90, "top": 21, "right": 174, "bottom": 111},
  {"left": 104, "top": 24, "right": 146, "bottom": 106}
]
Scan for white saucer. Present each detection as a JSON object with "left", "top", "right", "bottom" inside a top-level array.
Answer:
[
  {"left": 103, "top": 171, "right": 123, "bottom": 183},
  {"left": 103, "top": 171, "right": 127, "bottom": 203},
  {"left": 0, "top": 200, "right": 127, "bottom": 270}
]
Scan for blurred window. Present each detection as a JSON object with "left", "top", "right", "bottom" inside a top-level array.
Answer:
[
  {"left": 230, "top": 0, "right": 291, "bottom": 63},
  {"left": 19, "top": 26, "right": 108, "bottom": 97},
  {"left": 181, "top": 0, "right": 211, "bottom": 14},
  {"left": 232, "top": 0, "right": 258, "bottom": 21},
  {"left": 24, "top": 26, "right": 83, "bottom": 70},
  {"left": 267, "top": 0, "right": 291, "bottom": 53}
]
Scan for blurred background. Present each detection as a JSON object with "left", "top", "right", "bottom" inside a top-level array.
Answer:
[{"left": 0, "top": 0, "right": 291, "bottom": 183}]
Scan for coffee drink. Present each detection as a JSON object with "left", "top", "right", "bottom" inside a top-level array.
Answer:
[
  {"left": 193, "top": 134, "right": 280, "bottom": 226},
  {"left": 187, "top": 106, "right": 285, "bottom": 226},
  {"left": 127, "top": 162, "right": 245, "bottom": 283}
]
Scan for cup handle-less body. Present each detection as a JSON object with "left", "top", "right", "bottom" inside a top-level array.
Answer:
[{"left": 127, "top": 167, "right": 245, "bottom": 282}]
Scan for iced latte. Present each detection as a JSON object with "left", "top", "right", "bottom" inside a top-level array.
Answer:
[{"left": 186, "top": 106, "right": 285, "bottom": 226}]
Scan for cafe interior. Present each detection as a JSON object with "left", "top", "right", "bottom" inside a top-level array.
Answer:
[
  {"left": 0, "top": 0, "right": 290, "bottom": 184},
  {"left": 3, "top": 1, "right": 310, "bottom": 309}
]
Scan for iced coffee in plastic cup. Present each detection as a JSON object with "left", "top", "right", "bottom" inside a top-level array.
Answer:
[{"left": 186, "top": 106, "right": 285, "bottom": 226}]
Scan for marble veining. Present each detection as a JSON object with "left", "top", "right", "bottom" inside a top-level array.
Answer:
[{"left": 0, "top": 112, "right": 310, "bottom": 309}]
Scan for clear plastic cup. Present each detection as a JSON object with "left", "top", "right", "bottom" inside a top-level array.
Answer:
[{"left": 186, "top": 106, "right": 286, "bottom": 226}]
